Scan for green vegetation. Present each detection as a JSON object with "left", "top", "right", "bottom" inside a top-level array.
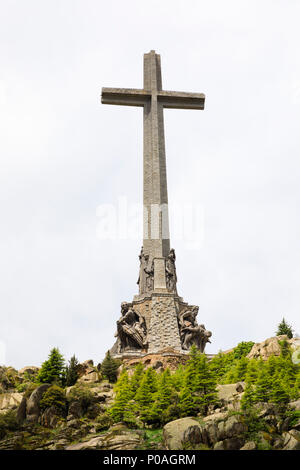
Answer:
[
  {"left": 109, "top": 346, "right": 218, "bottom": 427},
  {"left": 37, "top": 348, "right": 65, "bottom": 385},
  {"left": 107, "top": 340, "right": 300, "bottom": 429},
  {"left": 66, "top": 383, "right": 94, "bottom": 413},
  {"left": 101, "top": 351, "right": 120, "bottom": 383},
  {"left": 65, "top": 355, "right": 80, "bottom": 386},
  {"left": 0, "top": 410, "right": 19, "bottom": 440},
  {"left": 39, "top": 385, "right": 67, "bottom": 412},
  {"left": 209, "top": 341, "right": 254, "bottom": 384},
  {"left": 276, "top": 318, "right": 294, "bottom": 339}
]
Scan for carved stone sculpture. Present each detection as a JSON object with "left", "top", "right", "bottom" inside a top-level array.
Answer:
[
  {"left": 144, "top": 256, "right": 154, "bottom": 292},
  {"left": 166, "top": 248, "right": 177, "bottom": 293},
  {"left": 178, "top": 306, "right": 212, "bottom": 352},
  {"left": 115, "top": 302, "right": 147, "bottom": 352},
  {"left": 137, "top": 247, "right": 154, "bottom": 294}
]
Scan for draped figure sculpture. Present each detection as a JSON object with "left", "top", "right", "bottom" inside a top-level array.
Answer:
[
  {"left": 178, "top": 306, "right": 212, "bottom": 352},
  {"left": 115, "top": 302, "right": 147, "bottom": 353}
]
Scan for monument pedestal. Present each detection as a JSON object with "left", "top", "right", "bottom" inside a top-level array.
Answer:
[{"left": 111, "top": 291, "right": 201, "bottom": 359}]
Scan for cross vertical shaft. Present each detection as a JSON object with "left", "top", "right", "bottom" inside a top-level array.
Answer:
[
  {"left": 101, "top": 50, "right": 205, "bottom": 294},
  {"left": 143, "top": 51, "right": 170, "bottom": 261}
]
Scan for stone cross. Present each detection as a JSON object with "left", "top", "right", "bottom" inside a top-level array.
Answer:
[{"left": 102, "top": 50, "right": 205, "bottom": 291}]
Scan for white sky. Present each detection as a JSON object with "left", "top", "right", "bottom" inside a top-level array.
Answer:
[{"left": 1, "top": 0, "right": 300, "bottom": 369}]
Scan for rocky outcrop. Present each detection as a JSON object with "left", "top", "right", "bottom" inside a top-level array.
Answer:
[
  {"left": 164, "top": 413, "right": 248, "bottom": 450},
  {"left": 240, "top": 441, "right": 256, "bottom": 450},
  {"left": 282, "top": 430, "right": 300, "bottom": 450},
  {"left": 77, "top": 360, "right": 100, "bottom": 383},
  {"left": 65, "top": 425, "right": 143, "bottom": 450},
  {"left": 288, "top": 400, "right": 300, "bottom": 411},
  {"left": 18, "top": 366, "right": 39, "bottom": 376},
  {"left": 247, "top": 335, "right": 299, "bottom": 361},
  {"left": 0, "top": 392, "right": 24, "bottom": 413},
  {"left": 163, "top": 417, "right": 201, "bottom": 450},
  {"left": 122, "top": 352, "right": 188, "bottom": 373},
  {"left": 216, "top": 383, "right": 245, "bottom": 411},
  {"left": 26, "top": 384, "right": 51, "bottom": 424},
  {"left": 40, "top": 405, "right": 64, "bottom": 428}
]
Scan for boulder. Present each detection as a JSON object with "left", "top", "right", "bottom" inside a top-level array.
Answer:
[
  {"left": 18, "top": 366, "right": 39, "bottom": 376},
  {"left": 16, "top": 396, "right": 27, "bottom": 423},
  {"left": 282, "top": 430, "right": 300, "bottom": 450},
  {"left": 213, "top": 438, "right": 244, "bottom": 450},
  {"left": 65, "top": 429, "right": 143, "bottom": 450},
  {"left": 77, "top": 360, "right": 94, "bottom": 378},
  {"left": 163, "top": 417, "right": 201, "bottom": 450},
  {"left": 288, "top": 400, "right": 300, "bottom": 411},
  {"left": 26, "top": 384, "right": 51, "bottom": 423},
  {"left": 201, "top": 413, "right": 247, "bottom": 447},
  {"left": 240, "top": 441, "right": 257, "bottom": 450},
  {"left": 182, "top": 425, "right": 202, "bottom": 447},
  {"left": 66, "top": 436, "right": 102, "bottom": 450},
  {"left": 67, "top": 400, "right": 83, "bottom": 420},
  {"left": 78, "top": 371, "right": 99, "bottom": 383},
  {"left": 247, "top": 335, "right": 288, "bottom": 360},
  {"left": 0, "top": 392, "right": 24, "bottom": 413},
  {"left": 40, "top": 406, "right": 64, "bottom": 428},
  {"left": 216, "top": 384, "right": 243, "bottom": 410},
  {"left": 235, "top": 382, "right": 246, "bottom": 393},
  {"left": 100, "top": 431, "right": 142, "bottom": 450},
  {"left": 220, "top": 415, "right": 248, "bottom": 440}
]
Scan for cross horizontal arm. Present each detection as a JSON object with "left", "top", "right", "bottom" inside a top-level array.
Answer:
[
  {"left": 158, "top": 90, "right": 205, "bottom": 110},
  {"left": 101, "top": 87, "right": 150, "bottom": 107}
]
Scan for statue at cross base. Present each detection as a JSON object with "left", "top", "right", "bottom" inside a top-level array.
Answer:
[{"left": 102, "top": 50, "right": 212, "bottom": 357}]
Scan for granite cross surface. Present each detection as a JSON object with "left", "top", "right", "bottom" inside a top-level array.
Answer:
[{"left": 101, "top": 50, "right": 205, "bottom": 290}]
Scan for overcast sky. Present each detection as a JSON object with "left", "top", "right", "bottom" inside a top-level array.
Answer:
[{"left": 1, "top": 0, "right": 300, "bottom": 369}]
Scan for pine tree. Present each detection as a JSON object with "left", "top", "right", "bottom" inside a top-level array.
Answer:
[
  {"left": 241, "top": 383, "right": 256, "bottom": 410},
  {"left": 130, "top": 362, "right": 145, "bottom": 394},
  {"left": 108, "top": 370, "right": 133, "bottom": 422},
  {"left": 254, "top": 369, "right": 272, "bottom": 402},
  {"left": 135, "top": 368, "right": 158, "bottom": 423},
  {"left": 65, "top": 355, "right": 79, "bottom": 386},
  {"left": 37, "top": 347, "right": 65, "bottom": 385},
  {"left": 234, "top": 356, "right": 249, "bottom": 382},
  {"left": 179, "top": 346, "right": 217, "bottom": 416},
  {"left": 151, "top": 369, "right": 173, "bottom": 424},
  {"left": 179, "top": 385, "right": 196, "bottom": 416},
  {"left": 171, "top": 364, "right": 185, "bottom": 391},
  {"left": 276, "top": 318, "right": 293, "bottom": 339},
  {"left": 245, "top": 359, "right": 260, "bottom": 384},
  {"left": 101, "top": 351, "right": 120, "bottom": 383},
  {"left": 270, "top": 376, "right": 289, "bottom": 405},
  {"left": 193, "top": 351, "right": 218, "bottom": 414}
]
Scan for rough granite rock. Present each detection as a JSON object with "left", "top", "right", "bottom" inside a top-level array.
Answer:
[
  {"left": 213, "top": 438, "right": 244, "bottom": 450},
  {"left": 288, "top": 400, "right": 300, "bottom": 411},
  {"left": 26, "top": 384, "right": 51, "bottom": 423},
  {"left": 163, "top": 417, "right": 201, "bottom": 450},
  {"left": 282, "top": 430, "right": 300, "bottom": 450},
  {"left": 240, "top": 441, "right": 257, "bottom": 450},
  {"left": 216, "top": 383, "right": 244, "bottom": 410},
  {"left": 16, "top": 396, "right": 27, "bottom": 423},
  {"left": 0, "top": 392, "right": 24, "bottom": 413},
  {"left": 18, "top": 366, "right": 39, "bottom": 376},
  {"left": 247, "top": 335, "right": 293, "bottom": 360},
  {"left": 201, "top": 413, "right": 247, "bottom": 447},
  {"left": 65, "top": 429, "right": 143, "bottom": 450},
  {"left": 182, "top": 425, "right": 202, "bottom": 446},
  {"left": 40, "top": 405, "right": 64, "bottom": 428}
]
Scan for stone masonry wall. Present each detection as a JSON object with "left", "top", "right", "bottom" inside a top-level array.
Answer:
[{"left": 147, "top": 295, "right": 182, "bottom": 353}]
